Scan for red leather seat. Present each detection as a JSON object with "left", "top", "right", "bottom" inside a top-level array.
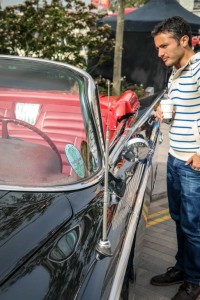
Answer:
[{"left": 0, "top": 91, "right": 86, "bottom": 176}]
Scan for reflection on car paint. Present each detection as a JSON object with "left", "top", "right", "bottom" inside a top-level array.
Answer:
[
  {"left": 0, "top": 55, "right": 164, "bottom": 300},
  {"left": 112, "top": 162, "right": 145, "bottom": 229}
]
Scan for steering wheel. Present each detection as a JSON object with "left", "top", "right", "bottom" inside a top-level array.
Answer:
[{"left": 0, "top": 117, "right": 62, "bottom": 170}]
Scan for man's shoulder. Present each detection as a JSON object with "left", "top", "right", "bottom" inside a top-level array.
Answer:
[
  {"left": 191, "top": 51, "right": 200, "bottom": 59},
  {"left": 191, "top": 52, "right": 200, "bottom": 67},
  {"left": 190, "top": 53, "right": 200, "bottom": 81}
]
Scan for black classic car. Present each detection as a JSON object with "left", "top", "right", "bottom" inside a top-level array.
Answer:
[{"left": 0, "top": 55, "right": 163, "bottom": 300}]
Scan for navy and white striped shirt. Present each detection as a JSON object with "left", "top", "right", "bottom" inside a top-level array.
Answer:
[{"left": 168, "top": 52, "right": 200, "bottom": 161}]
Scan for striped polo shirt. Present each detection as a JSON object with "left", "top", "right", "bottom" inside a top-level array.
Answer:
[{"left": 168, "top": 52, "right": 200, "bottom": 161}]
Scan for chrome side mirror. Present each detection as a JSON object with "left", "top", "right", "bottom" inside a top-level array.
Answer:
[{"left": 123, "top": 137, "right": 150, "bottom": 162}]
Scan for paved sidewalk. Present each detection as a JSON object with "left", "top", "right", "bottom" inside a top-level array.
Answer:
[
  {"left": 133, "top": 122, "right": 179, "bottom": 300},
  {"left": 134, "top": 197, "right": 177, "bottom": 300}
]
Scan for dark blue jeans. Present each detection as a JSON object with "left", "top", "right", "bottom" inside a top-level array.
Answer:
[{"left": 167, "top": 153, "right": 200, "bottom": 286}]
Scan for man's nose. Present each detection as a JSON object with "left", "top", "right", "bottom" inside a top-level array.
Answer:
[{"left": 158, "top": 48, "right": 164, "bottom": 58}]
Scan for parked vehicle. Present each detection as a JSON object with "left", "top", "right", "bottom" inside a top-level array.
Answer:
[{"left": 0, "top": 55, "right": 163, "bottom": 300}]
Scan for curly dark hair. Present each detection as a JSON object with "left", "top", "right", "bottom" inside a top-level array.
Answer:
[{"left": 151, "top": 16, "right": 192, "bottom": 47}]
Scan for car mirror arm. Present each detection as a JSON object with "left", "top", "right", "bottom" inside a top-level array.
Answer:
[
  {"left": 123, "top": 137, "right": 151, "bottom": 162},
  {"left": 108, "top": 172, "right": 126, "bottom": 199},
  {"left": 101, "top": 172, "right": 126, "bottom": 198},
  {"left": 96, "top": 137, "right": 150, "bottom": 259}
]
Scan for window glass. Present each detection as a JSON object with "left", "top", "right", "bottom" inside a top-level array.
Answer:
[
  {"left": 194, "top": 0, "right": 200, "bottom": 9},
  {"left": 0, "top": 58, "right": 101, "bottom": 188}
]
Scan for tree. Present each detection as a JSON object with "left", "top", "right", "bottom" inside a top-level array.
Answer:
[
  {"left": 110, "top": 0, "right": 148, "bottom": 12},
  {"left": 112, "top": 0, "right": 125, "bottom": 96},
  {"left": 112, "top": 0, "right": 147, "bottom": 95},
  {"left": 0, "top": 0, "right": 114, "bottom": 70},
  {"left": 125, "top": 0, "right": 148, "bottom": 7}
]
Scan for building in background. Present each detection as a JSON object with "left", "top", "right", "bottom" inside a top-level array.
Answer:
[
  {"left": 91, "top": 0, "right": 109, "bottom": 9},
  {"left": 178, "top": 0, "right": 200, "bottom": 16}
]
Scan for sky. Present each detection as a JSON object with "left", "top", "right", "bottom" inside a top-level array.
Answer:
[{"left": 1, "top": 0, "right": 91, "bottom": 9}]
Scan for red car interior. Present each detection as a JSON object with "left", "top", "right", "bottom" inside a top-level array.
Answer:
[
  {"left": 99, "top": 90, "right": 140, "bottom": 139},
  {"left": 0, "top": 89, "right": 140, "bottom": 176}
]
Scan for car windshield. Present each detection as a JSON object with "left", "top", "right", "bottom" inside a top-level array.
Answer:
[{"left": 0, "top": 57, "right": 101, "bottom": 189}]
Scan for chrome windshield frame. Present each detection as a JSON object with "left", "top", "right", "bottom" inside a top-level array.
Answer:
[{"left": 0, "top": 55, "right": 106, "bottom": 192}]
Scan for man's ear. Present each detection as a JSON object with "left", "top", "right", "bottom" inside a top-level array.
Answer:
[{"left": 180, "top": 35, "right": 189, "bottom": 47}]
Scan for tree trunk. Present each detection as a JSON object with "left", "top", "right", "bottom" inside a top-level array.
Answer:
[{"left": 112, "top": 0, "right": 125, "bottom": 96}]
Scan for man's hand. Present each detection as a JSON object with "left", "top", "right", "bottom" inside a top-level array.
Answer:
[
  {"left": 185, "top": 154, "right": 200, "bottom": 170},
  {"left": 155, "top": 104, "right": 164, "bottom": 122},
  {"left": 155, "top": 104, "right": 176, "bottom": 122}
]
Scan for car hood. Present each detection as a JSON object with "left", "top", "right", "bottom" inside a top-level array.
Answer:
[{"left": 0, "top": 191, "right": 72, "bottom": 285}]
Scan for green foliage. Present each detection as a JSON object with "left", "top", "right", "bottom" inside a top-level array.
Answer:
[
  {"left": 123, "top": 82, "right": 145, "bottom": 99},
  {"left": 95, "top": 75, "right": 145, "bottom": 99},
  {"left": 109, "top": 0, "right": 148, "bottom": 12},
  {"left": 0, "top": 0, "right": 114, "bottom": 70},
  {"left": 125, "top": 0, "right": 148, "bottom": 7}
]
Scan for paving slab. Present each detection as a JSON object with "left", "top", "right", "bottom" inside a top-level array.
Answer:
[{"left": 132, "top": 197, "right": 178, "bottom": 300}]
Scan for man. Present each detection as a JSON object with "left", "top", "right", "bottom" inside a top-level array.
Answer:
[{"left": 151, "top": 16, "right": 200, "bottom": 300}]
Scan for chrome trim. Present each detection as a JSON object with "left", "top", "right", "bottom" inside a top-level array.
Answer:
[
  {"left": 87, "top": 82, "right": 105, "bottom": 156},
  {"left": 0, "top": 55, "right": 93, "bottom": 83},
  {"left": 109, "top": 92, "right": 165, "bottom": 165},
  {"left": 0, "top": 55, "right": 105, "bottom": 155},
  {"left": 0, "top": 55, "right": 105, "bottom": 156},
  {"left": 108, "top": 164, "right": 151, "bottom": 300},
  {"left": 112, "top": 162, "right": 144, "bottom": 229},
  {"left": 159, "top": 131, "right": 164, "bottom": 144},
  {"left": 0, "top": 55, "right": 106, "bottom": 192},
  {"left": 0, "top": 169, "right": 105, "bottom": 192}
]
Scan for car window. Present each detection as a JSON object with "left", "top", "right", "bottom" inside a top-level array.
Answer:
[{"left": 0, "top": 58, "right": 101, "bottom": 188}]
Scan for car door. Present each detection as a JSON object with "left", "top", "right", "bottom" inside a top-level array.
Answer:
[{"left": 77, "top": 93, "right": 163, "bottom": 300}]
